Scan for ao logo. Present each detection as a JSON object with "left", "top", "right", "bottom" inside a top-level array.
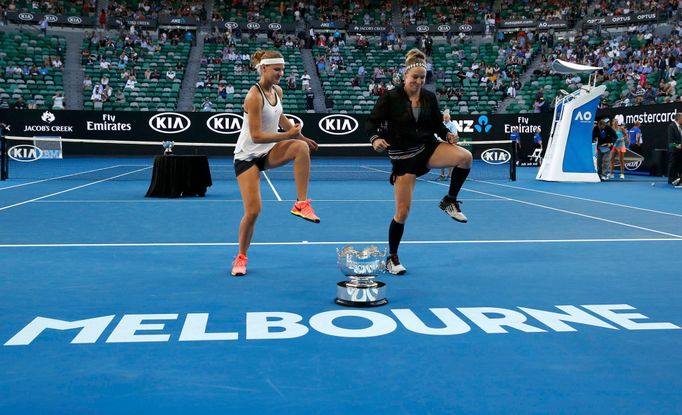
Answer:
[
  {"left": 481, "top": 148, "right": 511, "bottom": 165},
  {"left": 437, "top": 25, "right": 451, "bottom": 32},
  {"left": 247, "top": 22, "right": 260, "bottom": 30},
  {"left": 206, "top": 113, "right": 243, "bottom": 135},
  {"left": 45, "top": 15, "right": 58, "bottom": 23},
  {"left": 67, "top": 16, "right": 83, "bottom": 24},
  {"left": 269, "top": 23, "right": 282, "bottom": 31},
  {"left": 416, "top": 25, "right": 430, "bottom": 32},
  {"left": 319, "top": 114, "right": 358, "bottom": 135},
  {"left": 278, "top": 114, "right": 304, "bottom": 132},
  {"left": 574, "top": 111, "right": 592, "bottom": 121},
  {"left": 8, "top": 145, "right": 42, "bottom": 162},
  {"left": 225, "top": 22, "right": 238, "bottom": 30},
  {"left": 149, "top": 112, "right": 191, "bottom": 134},
  {"left": 19, "top": 13, "right": 33, "bottom": 20}
]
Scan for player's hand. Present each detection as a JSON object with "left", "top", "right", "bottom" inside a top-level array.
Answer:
[
  {"left": 301, "top": 135, "right": 318, "bottom": 151},
  {"left": 285, "top": 124, "right": 302, "bottom": 139},
  {"left": 372, "top": 138, "right": 390, "bottom": 152},
  {"left": 446, "top": 133, "right": 458, "bottom": 144}
]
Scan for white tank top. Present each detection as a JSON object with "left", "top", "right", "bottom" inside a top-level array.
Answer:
[{"left": 234, "top": 83, "right": 282, "bottom": 161}]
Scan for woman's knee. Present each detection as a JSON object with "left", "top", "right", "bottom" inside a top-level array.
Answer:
[
  {"left": 292, "top": 140, "right": 309, "bottom": 157},
  {"left": 394, "top": 206, "right": 410, "bottom": 222},
  {"left": 243, "top": 205, "right": 261, "bottom": 222},
  {"left": 460, "top": 148, "right": 473, "bottom": 167}
]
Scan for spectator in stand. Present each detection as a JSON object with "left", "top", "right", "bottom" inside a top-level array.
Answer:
[
  {"left": 306, "top": 88, "right": 315, "bottom": 110},
  {"left": 115, "top": 90, "right": 126, "bottom": 103},
  {"left": 38, "top": 17, "right": 47, "bottom": 36},
  {"left": 286, "top": 73, "right": 296, "bottom": 90},
  {"left": 99, "top": 9, "right": 107, "bottom": 29},
  {"left": 12, "top": 96, "right": 26, "bottom": 109},
  {"left": 166, "top": 70, "right": 176, "bottom": 80},
  {"left": 300, "top": 70, "right": 311, "bottom": 91},
  {"left": 124, "top": 75, "right": 137, "bottom": 90},
  {"left": 52, "top": 92, "right": 64, "bottom": 110}
]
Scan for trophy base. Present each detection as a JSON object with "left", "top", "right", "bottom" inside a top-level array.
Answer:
[{"left": 335, "top": 281, "right": 388, "bottom": 307}]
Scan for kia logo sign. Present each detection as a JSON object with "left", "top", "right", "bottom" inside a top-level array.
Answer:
[
  {"left": 625, "top": 160, "right": 643, "bottom": 171},
  {"left": 481, "top": 148, "right": 511, "bottom": 165},
  {"left": 459, "top": 24, "right": 473, "bottom": 31},
  {"left": 278, "top": 114, "right": 304, "bottom": 132},
  {"left": 149, "top": 112, "right": 191, "bottom": 134},
  {"left": 45, "top": 15, "right": 58, "bottom": 22},
  {"left": 18, "top": 13, "right": 33, "bottom": 20},
  {"left": 437, "top": 25, "right": 451, "bottom": 32},
  {"left": 206, "top": 113, "right": 243, "bottom": 135},
  {"left": 67, "top": 16, "right": 83, "bottom": 24},
  {"left": 224, "top": 22, "right": 238, "bottom": 29},
  {"left": 416, "top": 25, "right": 430, "bottom": 33},
  {"left": 318, "top": 114, "right": 358, "bottom": 135},
  {"left": 269, "top": 23, "right": 282, "bottom": 31},
  {"left": 247, "top": 22, "right": 260, "bottom": 30},
  {"left": 8, "top": 145, "right": 42, "bottom": 162}
]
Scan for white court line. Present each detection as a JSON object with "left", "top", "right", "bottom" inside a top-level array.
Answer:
[
  {"left": 0, "top": 167, "right": 152, "bottom": 212},
  {"left": 474, "top": 180, "right": 682, "bottom": 218},
  {"left": 0, "top": 165, "right": 142, "bottom": 191},
  {"left": 362, "top": 166, "right": 682, "bottom": 239},
  {"left": 0, "top": 237, "right": 680, "bottom": 248},
  {"left": 32, "top": 198, "right": 508, "bottom": 203},
  {"left": 261, "top": 171, "right": 282, "bottom": 201}
]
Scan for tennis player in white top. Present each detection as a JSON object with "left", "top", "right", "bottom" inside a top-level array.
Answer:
[{"left": 231, "top": 50, "right": 320, "bottom": 276}]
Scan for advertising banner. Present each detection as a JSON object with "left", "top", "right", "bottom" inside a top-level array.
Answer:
[{"left": 1, "top": 104, "right": 676, "bottom": 174}]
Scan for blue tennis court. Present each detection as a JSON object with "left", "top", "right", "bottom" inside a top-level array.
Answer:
[{"left": 1, "top": 158, "right": 681, "bottom": 414}]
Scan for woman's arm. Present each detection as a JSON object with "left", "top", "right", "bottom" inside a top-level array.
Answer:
[{"left": 246, "top": 86, "right": 301, "bottom": 143}]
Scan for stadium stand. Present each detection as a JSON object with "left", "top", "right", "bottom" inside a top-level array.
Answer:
[
  {"left": 0, "top": 31, "right": 65, "bottom": 110},
  {"left": 195, "top": 37, "right": 308, "bottom": 112},
  {"left": 81, "top": 30, "right": 190, "bottom": 111}
]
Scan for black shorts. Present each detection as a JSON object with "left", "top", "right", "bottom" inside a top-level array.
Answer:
[
  {"left": 234, "top": 153, "right": 270, "bottom": 177},
  {"left": 389, "top": 141, "right": 440, "bottom": 184}
]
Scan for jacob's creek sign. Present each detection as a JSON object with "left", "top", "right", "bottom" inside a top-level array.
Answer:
[
  {"left": 22, "top": 111, "right": 74, "bottom": 133},
  {"left": 4, "top": 304, "right": 679, "bottom": 346}
]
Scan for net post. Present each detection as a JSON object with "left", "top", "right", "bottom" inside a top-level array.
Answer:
[
  {"left": 0, "top": 125, "right": 7, "bottom": 181},
  {"left": 510, "top": 138, "right": 517, "bottom": 181}
]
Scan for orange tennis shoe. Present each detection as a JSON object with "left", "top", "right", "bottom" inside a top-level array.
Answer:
[
  {"left": 231, "top": 254, "right": 248, "bottom": 276},
  {"left": 291, "top": 199, "right": 321, "bottom": 223}
]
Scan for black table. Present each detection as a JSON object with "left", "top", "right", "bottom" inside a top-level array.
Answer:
[{"left": 145, "top": 155, "right": 212, "bottom": 198}]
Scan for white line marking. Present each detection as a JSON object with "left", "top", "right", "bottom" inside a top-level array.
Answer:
[
  {"left": 474, "top": 180, "right": 682, "bottom": 218},
  {"left": 0, "top": 165, "right": 142, "bottom": 191},
  {"left": 363, "top": 166, "right": 682, "bottom": 239},
  {"left": 262, "top": 171, "right": 282, "bottom": 201},
  {"left": 0, "top": 167, "right": 152, "bottom": 212},
  {"left": 0, "top": 238, "right": 680, "bottom": 248},
  {"left": 32, "top": 198, "right": 508, "bottom": 203}
]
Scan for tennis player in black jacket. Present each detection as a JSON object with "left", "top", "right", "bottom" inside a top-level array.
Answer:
[{"left": 366, "top": 49, "right": 473, "bottom": 275}]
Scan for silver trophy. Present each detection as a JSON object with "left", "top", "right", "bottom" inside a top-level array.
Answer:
[
  {"left": 162, "top": 140, "right": 175, "bottom": 155},
  {"left": 335, "top": 245, "right": 388, "bottom": 307}
]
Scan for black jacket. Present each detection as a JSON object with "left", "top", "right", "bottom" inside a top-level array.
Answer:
[
  {"left": 667, "top": 121, "right": 682, "bottom": 150},
  {"left": 366, "top": 86, "right": 448, "bottom": 149},
  {"left": 592, "top": 125, "right": 617, "bottom": 146}
]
